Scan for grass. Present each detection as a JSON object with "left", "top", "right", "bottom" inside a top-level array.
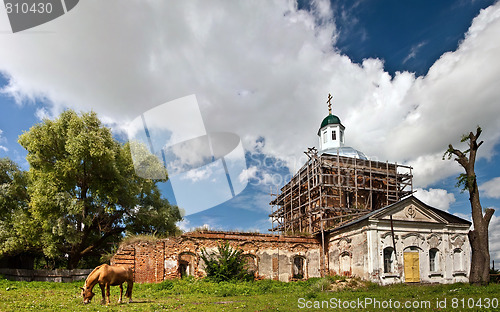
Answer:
[{"left": 0, "top": 276, "right": 499, "bottom": 311}]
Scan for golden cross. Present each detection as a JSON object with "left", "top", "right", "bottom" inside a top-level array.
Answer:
[{"left": 327, "top": 93, "right": 333, "bottom": 114}]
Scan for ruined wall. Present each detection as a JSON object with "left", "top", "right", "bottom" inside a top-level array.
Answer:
[{"left": 111, "top": 231, "right": 321, "bottom": 283}]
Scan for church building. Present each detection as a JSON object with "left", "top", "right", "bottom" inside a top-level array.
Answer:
[{"left": 112, "top": 95, "right": 471, "bottom": 285}]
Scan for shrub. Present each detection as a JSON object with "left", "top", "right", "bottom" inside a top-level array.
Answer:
[{"left": 200, "top": 241, "right": 254, "bottom": 282}]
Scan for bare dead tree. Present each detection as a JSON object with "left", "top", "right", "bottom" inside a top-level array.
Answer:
[{"left": 444, "top": 126, "right": 495, "bottom": 285}]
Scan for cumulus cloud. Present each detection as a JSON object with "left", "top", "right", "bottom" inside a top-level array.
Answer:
[
  {"left": 0, "top": 1, "right": 500, "bottom": 207},
  {"left": 414, "top": 188, "right": 456, "bottom": 211},
  {"left": 239, "top": 166, "right": 258, "bottom": 183},
  {"left": 480, "top": 177, "right": 500, "bottom": 199}
]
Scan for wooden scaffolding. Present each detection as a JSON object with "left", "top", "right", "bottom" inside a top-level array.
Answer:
[{"left": 269, "top": 148, "right": 413, "bottom": 235}]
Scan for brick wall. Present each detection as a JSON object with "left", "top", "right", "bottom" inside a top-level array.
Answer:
[{"left": 111, "top": 231, "right": 322, "bottom": 283}]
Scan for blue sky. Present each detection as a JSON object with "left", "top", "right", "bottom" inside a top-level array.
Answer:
[{"left": 0, "top": 0, "right": 500, "bottom": 263}]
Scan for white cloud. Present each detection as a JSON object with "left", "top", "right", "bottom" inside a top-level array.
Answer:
[
  {"left": 480, "top": 177, "right": 500, "bottom": 199},
  {"left": 403, "top": 41, "right": 427, "bottom": 64},
  {"left": 179, "top": 165, "right": 213, "bottom": 183},
  {"left": 489, "top": 215, "right": 500, "bottom": 265},
  {"left": 238, "top": 166, "right": 258, "bottom": 183},
  {"left": 0, "top": 0, "right": 499, "bottom": 197},
  {"left": 414, "top": 188, "right": 456, "bottom": 211},
  {"left": 176, "top": 219, "right": 190, "bottom": 232},
  {"left": 0, "top": 129, "right": 7, "bottom": 152}
]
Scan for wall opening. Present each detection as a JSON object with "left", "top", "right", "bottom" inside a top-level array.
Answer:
[
  {"left": 383, "top": 247, "right": 394, "bottom": 273},
  {"left": 429, "top": 248, "right": 439, "bottom": 272},
  {"left": 178, "top": 260, "right": 190, "bottom": 278},
  {"left": 293, "top": 256, "right": 305, "bottom": 279},
  {"left": 339, "top": 252, "right": 351, "bottom": 276},
  {"left": 453, "top": 248, "right": 463, "bottom": 273}
]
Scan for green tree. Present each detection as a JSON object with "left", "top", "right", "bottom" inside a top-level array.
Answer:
[
  {"left": 0, "top": 157, "right": 39, "bottom": 256},
  {"left": 444, "top": 127, "right": 495, "bottom": 285},
  {"left": 18, "top": 110, "right": 181, "bottom": 269},
  {"left": 200, "top": 241, "right": 254, "bottom": 282}
]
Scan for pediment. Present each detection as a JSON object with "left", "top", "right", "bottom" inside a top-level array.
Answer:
[{"left": 373, "top": 198, "right": 448, "bottom": 224}]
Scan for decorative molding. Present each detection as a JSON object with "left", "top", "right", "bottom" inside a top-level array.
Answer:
[
  {"left": 339, "top": 251, "right": 351, "bottom": 257},
  {"left": 405, "top": 205, "right": 417, "bottom": 219},
  {"left": 427, "top": 234, "right": 442, "bottom": 248},
  {"left": 381, "top": 232, "right": 399, "bottom": 241},
  {"left": 338, "top": 237, "right": 352, "bottom": 245},
  {"left": 451, "top": 234, "right": 466, "bottom": 248},
  {"left": 402, "top": 232, "right": 424, "bottom": 241}
]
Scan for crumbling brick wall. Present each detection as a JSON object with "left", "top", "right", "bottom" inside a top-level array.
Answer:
[{"left": 111, "top": 231, "right": 322, "bottom": 283}]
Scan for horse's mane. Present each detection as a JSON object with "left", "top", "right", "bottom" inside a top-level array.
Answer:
[{"left": 85, "top": 264, "right": 106, "bottom": 287}]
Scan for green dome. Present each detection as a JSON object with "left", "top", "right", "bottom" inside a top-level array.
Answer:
[{"left": 320, "top": 114, "right": 341, "bottom": 129}]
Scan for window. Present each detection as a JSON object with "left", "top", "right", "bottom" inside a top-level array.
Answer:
[
  {"left": 383, "top": 247, "right": 394, "bottom": 273},
  {"left": 332, "top": 130, "right": 336, "bottom": 141},
  {"left": 429, "top": 249, "right": 438, "bottom": 272}
]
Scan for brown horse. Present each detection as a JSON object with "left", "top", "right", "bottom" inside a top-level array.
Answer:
[{"left": 81, "top": 264, "right": 133, "bottom": 304}]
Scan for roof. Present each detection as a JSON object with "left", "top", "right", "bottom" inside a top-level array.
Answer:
[
  {"left": 325, "top": 195, "right": 471, "bottom": 234},
  {"left": 321, "top": 146, "right": 368, "bottom": 160},
  {"left": 319, "top": 114, "right": 342, "bottom": 130}
]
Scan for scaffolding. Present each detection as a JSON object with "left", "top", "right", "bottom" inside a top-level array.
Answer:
[{"left": 269, "top": 148, "right": 413, "bottom": 235}]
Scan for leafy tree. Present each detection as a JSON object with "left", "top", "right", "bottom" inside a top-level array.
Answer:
[
  {"left": 18, "top": 110, "right": 181, "bottom": 269},
  {"left": 0, "top": 157, "right": 38, "bottom": 257},
  {"left": 444, "top": 126, "right": 495, "bottom": 285},
  {"left": 200, "top": 241, "right": 254, "bottom": 282}
]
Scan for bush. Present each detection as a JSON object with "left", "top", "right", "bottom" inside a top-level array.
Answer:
[{"left": 200, "top": 241, "right": 254, "bottom": 282}]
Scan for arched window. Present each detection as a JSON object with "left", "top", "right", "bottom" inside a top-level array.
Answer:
[
  {"left": 293, "top": 256, "right": 305, "bottom": 279},
  {"left": 383, "top": 247, "right": 394, "bottom": 273},
  {"left": 429, "top": 248, "right": 439, "bottom": 272},
  {"left": 332, "top": 130, "right": 336, "bottom": 141}
]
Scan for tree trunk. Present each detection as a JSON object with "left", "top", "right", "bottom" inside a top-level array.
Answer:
[
  {"left": 445, "top": 127, "right": 494, "bottom": 285},
  {"left": 468, "top": 229, "right": 491, "bottom": 285},
  {"left": 67, "top": 250, "right": 83, "bottom": 270}
]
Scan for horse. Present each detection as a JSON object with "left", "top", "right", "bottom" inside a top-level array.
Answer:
[{"left": 81, "top": 264, "right": 133, "bottom": 305}]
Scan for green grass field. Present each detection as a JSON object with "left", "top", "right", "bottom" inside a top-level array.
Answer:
[{"left": 0, "top": 276, "right": 499, "bottom": 311}]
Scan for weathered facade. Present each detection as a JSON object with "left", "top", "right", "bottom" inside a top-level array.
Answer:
[
  {"left": 111, "top": 196, "right": 471, "bottom": 284},
  {"left": 326, "top": 196, "right": 471, "bottom": 285},
  {"left": 111, "top": 98, "right": 472, "bottom": 285}
]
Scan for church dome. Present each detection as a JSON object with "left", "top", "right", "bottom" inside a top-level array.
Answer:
[
  {"left": 321, "top": 146, "right": 368, "bottom": 160},
  {"left": 320, "top": 114, "right": 342, "bottom": 129}
]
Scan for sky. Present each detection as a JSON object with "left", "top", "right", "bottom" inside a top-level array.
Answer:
[{"left": 0, "top": 0, "right": 500, "bottom": 264}]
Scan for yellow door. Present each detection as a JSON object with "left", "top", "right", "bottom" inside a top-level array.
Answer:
[{"left": 404, "top": 252, "right": 420, "bottom": 282}]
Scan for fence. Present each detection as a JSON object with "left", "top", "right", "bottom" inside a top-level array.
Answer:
[{"left": 0, "top": 268, "right": 92, "bottom": 282}]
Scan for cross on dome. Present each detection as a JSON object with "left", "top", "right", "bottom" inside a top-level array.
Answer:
[{"left": 327, "top": 93, "right": 333, "bottom": 115}]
